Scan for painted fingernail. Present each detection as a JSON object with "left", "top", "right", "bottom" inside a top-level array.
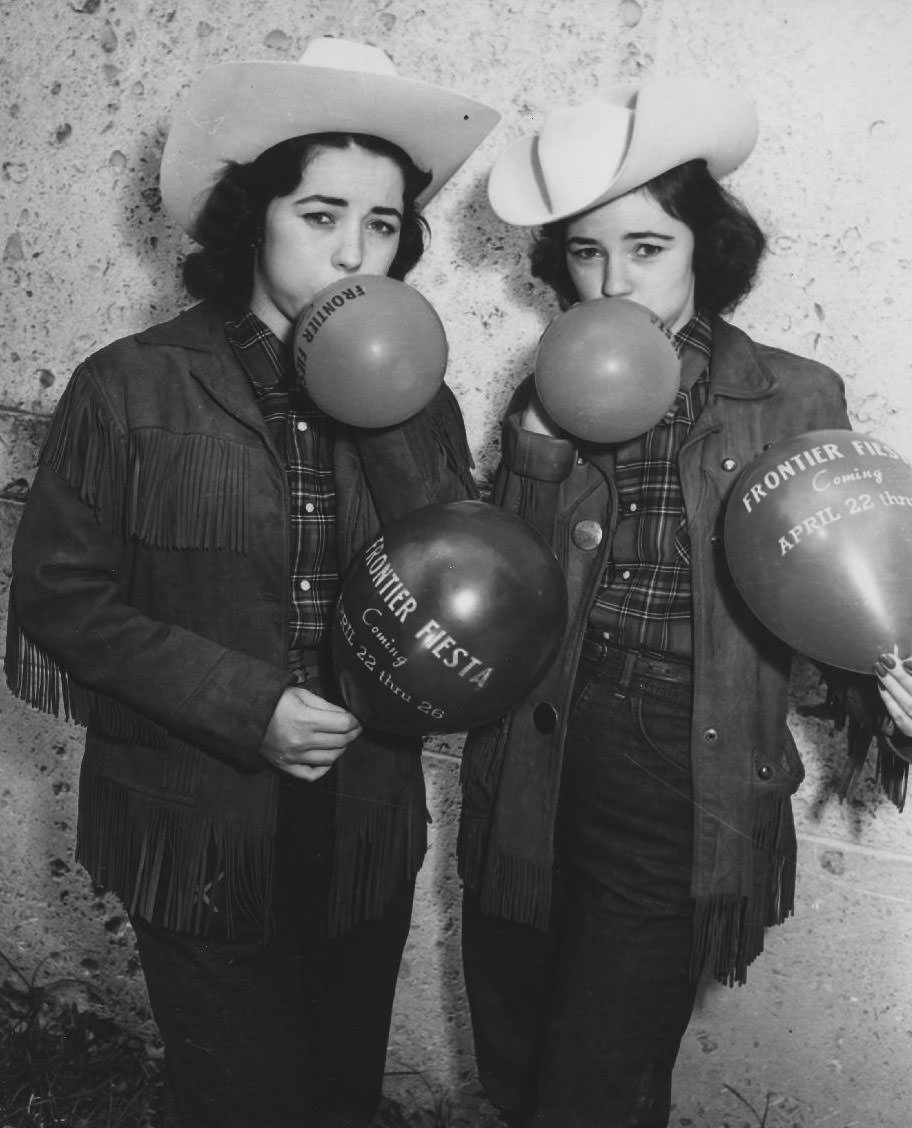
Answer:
[
  {"left": 873, "top": 661, "right": 888, "bottom": 678},
  {"left": 880, "top": 652, "right": 897, "bottom": 669},
  {"left": 903, "top": 660, "right": 912, "bottom": 674}
]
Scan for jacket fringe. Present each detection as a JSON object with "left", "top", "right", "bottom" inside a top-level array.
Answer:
[
  {"left": 430, "top": 389, "right": 476, "bottom": 498},
  {"left": 77, "top": 764, "right": 273, "bottom": 937},
  {"left": 693, "top": 788, "right": 796, "bottom": 986},
  {"left": 476, "top": 849, "right": 552, "bottom": 931},
  {"left": 41, "top": 368, "right": 250, "bottom": 551},
  {"left": 5, "top": 603, "right": 192, "bottom": 757},
  {"left": 328, "top": 787, "right": 428, "bottom": 936},
  {"left": 825, "top": 675, "right": 909, "bottom": 810}
]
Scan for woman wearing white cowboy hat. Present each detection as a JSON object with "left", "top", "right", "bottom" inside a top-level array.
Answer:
[
  {"left": 5, "top": 36, "right": 498, "bottom": 1127},
  {"left": 458, "top": 77, "right": 906, "bottom": 1127}
]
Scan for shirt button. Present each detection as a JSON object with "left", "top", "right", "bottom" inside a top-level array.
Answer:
[
  {"left": 299, "top": 579, "right": 311, "bottom": 592},
  {"left": 628, "top": 502, "right": 638, "bottom": 513},
  {"left": 620, "top": 569, "right": 632, "bottom": 581},
  {"left": 571, "top": 520, "right": 603, "bottom": 550},
  {"left": 296, "top": 421, "right": 308, "bottom": 432},
  {"left": 304, "top": 502, "right": 315, "bottom": 514},
  {"left": 577, "top": 456, "right": 585, "bottom": 465},
  {"left": 703, "top": 728, "right": 719, "bottom": 744},
  {"left": 757, "top": 764, "right": 773, "bottom": 780},
  {"left": 721, "top": 457, "right": 738, "bottom": 472}
]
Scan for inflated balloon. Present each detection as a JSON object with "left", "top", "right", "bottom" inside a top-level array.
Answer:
[
  {"left": 534, "top": 297, "right": 681, "bottom": 443},
  {"left": 332, "top": 500, "right": 568, "bottom": 734},
  {"left": 724, "top": 429, "right": 912, "bottom": 673},
  {"left": 293, "top": 274, "right": 448, "bottom": 428}
]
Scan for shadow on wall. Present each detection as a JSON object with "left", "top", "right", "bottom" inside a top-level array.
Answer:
[{"left": 111, "top": 121, "right": 192, "bottom": 315}]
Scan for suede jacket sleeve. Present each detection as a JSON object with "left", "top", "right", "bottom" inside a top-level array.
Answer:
[{"left": 7, "top": 359, "right": 294, "bottom": 769}]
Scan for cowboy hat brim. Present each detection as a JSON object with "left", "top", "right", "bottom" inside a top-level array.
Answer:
[
  {"left": 488, "top": 77, "right": 759, "bottom": 227},
  {"left": 160, "top": 60, "right": 500, "bottom": 239}
]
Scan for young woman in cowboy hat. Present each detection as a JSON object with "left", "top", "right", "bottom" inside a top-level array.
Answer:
[
  {"left": 5, "top": 37, "right": 497, "bottom": 1127},
  {"left": 457, "top": 77, "right": 907, "bottom": 1127}
]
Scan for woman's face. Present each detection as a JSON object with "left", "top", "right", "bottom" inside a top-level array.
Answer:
[
  {"left": 564, "top": 187, "right": 696, "bottom": 332},
  {"left": 250, "top": 142, "right": 405, "bottom": 342}
]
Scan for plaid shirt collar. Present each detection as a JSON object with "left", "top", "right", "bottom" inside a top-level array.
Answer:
[
  {"left": 224, "top": 310, "right": 292, "bottom": 391},
  {"left": 674, "top": 311, "right": 712, "bottom": 360}
]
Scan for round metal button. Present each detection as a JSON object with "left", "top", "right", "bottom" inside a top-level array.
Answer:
[
  {"left": 721, "top": 457, "right": 738, "bottom": 472},
  {"left": 572, "top": 520, "right": 603, "bottom": 550},
  {"left": 703, "top": 728, "right": 719, "bottom": 744},
  {"left": 757, "top": 764, "right": 773, "bottom": 780},
  {"left": 533, "top": 703, "right": 559, "bottom": 734}
]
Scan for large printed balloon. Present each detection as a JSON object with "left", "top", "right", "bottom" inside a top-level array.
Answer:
[
  {"left": 332, "top": 500, "right": 568, "bottom": 734},
  {"left": 724, "top": 429, "right": 912, "bottom": 672},
  {"left": 293, "top": 275, "right": 448, "bottom": 427},
  {"left": 534, "top": 297, "right": 681, "bottom": 443}
]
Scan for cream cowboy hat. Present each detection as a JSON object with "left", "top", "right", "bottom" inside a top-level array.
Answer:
[
  {"left": 487, "top": 77, "right": 758, "bottom": 227},
  {"left": 160, "top": 36, "right": 501, "bottom": 238}
]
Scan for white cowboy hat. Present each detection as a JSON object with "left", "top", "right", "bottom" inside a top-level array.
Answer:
[
  {"left": 488, "top": 77, "right": 758, "bottom": 227},
  {"left": 160, "top": 36, "right": 501, "bottom": 238}
]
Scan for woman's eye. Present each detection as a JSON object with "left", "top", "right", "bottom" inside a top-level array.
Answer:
[
  {"left": 567, "top": 245, "right": 602, "bottom": 262},
  {"left": 303, "top": 211, "right": 335, "bottom": 226},
  {"left": 634, "top": 243, "right": 664, "bottom": 259},
  {"left": 368, "top": 218, "right": 399, "bottom": 237}
]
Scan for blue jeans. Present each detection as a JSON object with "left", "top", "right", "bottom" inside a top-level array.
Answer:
[
  {"left": 132, "top": 775, "right": 414, "bottom": 1128},
  {"left": 463, "top": 648, "right": 699, "bottom": 1128}
]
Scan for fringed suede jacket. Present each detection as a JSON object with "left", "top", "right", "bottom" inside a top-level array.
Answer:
[
  {"left": 5, "top": 302, "right": 475, "bottom": 938},
  {"left": 458, "top": 317, "right": 908, "bottom": 986}
]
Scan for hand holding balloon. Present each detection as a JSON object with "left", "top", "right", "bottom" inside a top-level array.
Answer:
[
  {"left": 533, "top": 297, "right": 680, "bottom": 443},
  {"left": 874, "top": 652, "right": 912, "bottom": 747},
  {"left": 293, "top": 274, "right": 448, "bottom": 428},
  {"left": 259, "top": 686, "right": 362, "bottom": 781}
]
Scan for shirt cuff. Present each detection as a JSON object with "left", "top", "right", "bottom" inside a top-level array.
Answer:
[{"left": 501, "top": 413, "right": 578, "bottom": 483}]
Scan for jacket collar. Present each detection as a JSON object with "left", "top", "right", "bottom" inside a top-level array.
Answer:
[
  {"left": 708, "top": 317, "right": 778, "bottom": 400},
  {"left": 135, "top": 303, "right": 275, "bottom": 441}
]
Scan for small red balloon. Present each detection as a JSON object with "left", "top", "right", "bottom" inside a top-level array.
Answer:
[
  {"left": 332, "top": 500, "right": 568, "bottom": 734},
  {"left": 534, "top": 297, "right": 681, "bottom": 443},
  {"left": 724, "top": 429, "right": 912, "bottom": 673},
  {"left": 293, "top": 275, "right": 448, "bottom": 428}
]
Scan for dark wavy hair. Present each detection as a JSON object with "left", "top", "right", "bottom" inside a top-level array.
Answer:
[
  {"left": 182, "top": 132, "right": 433, "bottom": 310},
  {"left": 529, "top": 158, "right": 767, "bottom": 316}
]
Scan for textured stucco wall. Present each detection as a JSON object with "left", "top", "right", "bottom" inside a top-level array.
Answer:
[{"left": 3, "top": 0, "right": 912, "bottom": 1122}]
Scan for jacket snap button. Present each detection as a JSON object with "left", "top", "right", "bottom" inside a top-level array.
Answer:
[
  {"left": 721, "top": 457, "right": 737, "bottom": 472},
  {"left": 757, "top": 764, "right": 773, "bottom": 780},
  {"left": 533, "top": 703, "right": 559, "bottom": 734},
  {"left": 572, "top": 520, "right": 603, "bottom": 550},
  {"left": 703, "top": 728, "right": 719, "bottom": 744}
]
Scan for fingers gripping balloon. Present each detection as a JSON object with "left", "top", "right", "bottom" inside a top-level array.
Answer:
[
  {"left": 723, "top": 430, "right": 912, "bottom": 673},
  {"left": 293, "top": 275, "right": 448, "bottom": 428},
  {"left": 332, "top": 501, "right": 569, "bottom": 734},
  {"left": 534, "top": 297, "right": 681, "bottom": 443}
]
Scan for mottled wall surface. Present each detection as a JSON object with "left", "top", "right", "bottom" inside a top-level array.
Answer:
[{"left": 2, "top": 0, "right": 912, "bottom": 1123}]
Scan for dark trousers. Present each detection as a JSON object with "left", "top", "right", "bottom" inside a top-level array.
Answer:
[
  {"left": 463, "top": 648, "right": 700, "bottom": 1128},
  {"left": 132, "top": 776, "right": 415, "bottom": 1128}
]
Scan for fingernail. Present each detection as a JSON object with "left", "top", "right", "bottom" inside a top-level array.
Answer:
[
  {"left": 880, "top": 652, "right": 897, "bottom": 669},
  {"left": 903, "top": 660, "right": 912, "bottom": 674},
  {"left": 873, "top": 660, "right": 888, "bottom": 678}
]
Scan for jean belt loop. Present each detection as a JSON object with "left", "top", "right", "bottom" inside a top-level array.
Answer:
[{"left": 619, "top": 649, "right": 638, "bottom": 690}]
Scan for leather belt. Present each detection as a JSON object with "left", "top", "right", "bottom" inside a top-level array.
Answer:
[{"left": 579, "top": 635, "right": 693, "bottom": 685}]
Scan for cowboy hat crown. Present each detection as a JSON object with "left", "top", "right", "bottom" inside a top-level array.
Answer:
[
  {"left": 160, "top": 36, "right": 501, "bottom": 239},
  {"left": 488, "top": 76, "right": 758, "bottom": 227}
]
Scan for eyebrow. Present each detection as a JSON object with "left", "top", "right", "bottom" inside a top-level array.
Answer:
[
  {"left": 294, "top": 193, "right": 403, "bottom": 220},
  {"left": 566, "top": 230, "right": 675, "bottom": 244}
]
